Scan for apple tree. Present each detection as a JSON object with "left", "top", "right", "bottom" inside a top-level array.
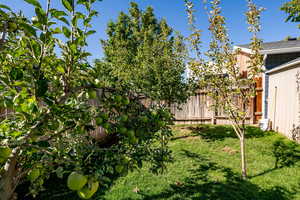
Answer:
[{"left": 185, "top": 0, "right": 264, "bottom": 179}]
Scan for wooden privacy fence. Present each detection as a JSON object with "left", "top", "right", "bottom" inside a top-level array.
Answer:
[
  {"left": 170, "top": 91, "right": 253, "bottom": 125},
  {"left": 0, "top": 89, "right": 255, "bottom": 126}
]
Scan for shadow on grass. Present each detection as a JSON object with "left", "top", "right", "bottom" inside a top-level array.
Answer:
[
  {"left": 250, "top": 159, "right": 300, "bottom": 179},
  {"left": 137, "top": 149, "right": 296, "bottom": 200},
  {"left": 250, "top": 139, "right": 300, "bottom": 179},
  {"left": 176, "top": 125, "right": 272, "bottom": 142}
]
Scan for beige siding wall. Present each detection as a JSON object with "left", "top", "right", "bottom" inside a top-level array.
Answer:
[{"left": 268, "top": 65, "right": 300, "bottom": 138}]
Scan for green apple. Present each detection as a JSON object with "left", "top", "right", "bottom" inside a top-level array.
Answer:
[
  {"left": 38, "top": 178, "right": 44, "bottom": 185},
  {"left": 101, "top": 113, "right": 109, "bottom": 120},
  {"left": 31, "top": 16, "right": 38, "bottom": 23},
  {"left": 151, "top": 110, "right": 158, "bottom": 117},
  {"left": 8, "top": 22, "right": 17, "bottom": 32},
  {"left": 162, "top": 111, "right": 171, "bottom": 119},
  {"left": 129, "top": 136, "right": 138, "bottom": 144},
  {"left": 28, "top": 168, "right": 40, "bottom": 181},
  {"left": 115, "top": 164, "right": 124, "bottom": 173},
  {"left": 77, "top": 181, "right": 99, "bottom": 199},
  {"left": 157, "top": 121, "right": 165, "bottom": 127},
  {"left": 95, "top": 117, "right": 103, "bottom": 126},
  {"left": 67, "top": 172, "right": 87, "bottom": 191},
  {"left": 0, "top": 147, "right": 11, "bottom": 160},
  {"left": 88, "top": 90, "right": 97, "bottom": 99},
  {"left": 122, "top": 156, "right": 131, "bottom": 164},
  {"left": 127, "top": 130, "right": 135, "bottom": 138},
  {"left": 102, "top": 122, "right": 110, "bottom": 130},
  {"left": 122, "top": 98, "right": 130, "bottom": 105},
  {"left": 118, "top": 127, "right": 127, "bottom": 134},
  {"left": 119, "top": 114, "right": 128, "bottom": 122},
  {"left": 36, "top": 163, "right": 43, "bottom": 168},
  {"left": 140, "top": 116, "right": 148, "bottom": 123},
  {"left": 114, "top": 95, "right": 122, "bottom": 103}
]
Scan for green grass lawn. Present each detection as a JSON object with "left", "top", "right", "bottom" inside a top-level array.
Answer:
[
  {"left": 34, "top": 124, "right": 300, "bottom": 200},
  {"left": 101, "top": 125, "right": 300, "bottom": 200}
]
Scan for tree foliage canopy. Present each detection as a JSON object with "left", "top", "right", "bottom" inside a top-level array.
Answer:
[
  {"left": 281, "top": 0, "right": 300, "bottom": 25},
  {"left": 0, "top": 1, "right": 188, "bottom": 199},
  {"left": 97, "top": 2, "right": 192, "bottom": 105}
]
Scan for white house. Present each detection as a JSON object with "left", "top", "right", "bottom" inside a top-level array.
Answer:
[
  {"left": 235, "top": 39, "right": 300, "bottom": 138},
  {"left": 266, "top": 58, "right": 300, "bottom": 139}
]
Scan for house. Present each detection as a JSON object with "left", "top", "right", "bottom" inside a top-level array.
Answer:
[
  {"left": 235, "top": 39, "right": 300, "bottom": 139},
  {"left": 266, "top": 58, "right": 300, "bottom": 139},
  {"left": 176, "top": 39, "right": 300, "bottom": 137}
]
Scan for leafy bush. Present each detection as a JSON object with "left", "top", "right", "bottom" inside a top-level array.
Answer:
[{"left": 272, "top": 138, "right": 299, "bottom": 168}]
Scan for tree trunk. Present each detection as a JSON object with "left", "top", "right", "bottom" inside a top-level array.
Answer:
[
  {"left": 0, "top": 151, "right": 18, "bottom": 200},
  {"left": 240, "top": 133, "right": 247, "bottom": 179}
]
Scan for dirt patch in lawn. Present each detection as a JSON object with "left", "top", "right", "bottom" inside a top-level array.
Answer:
[{"left": 222, "top": 146, "right": 238, "bottom": 155}]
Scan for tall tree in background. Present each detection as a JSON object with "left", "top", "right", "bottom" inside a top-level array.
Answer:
[
  {"left": 185, "top": 0, "right": 264, "bottom": 179},
  {"left": 281, "top": 0, "right": 300, "bottom": 27},
  {"left": 0, "top": 1, "right": 176, "bottom": 199},
  {"left": 97, "top": 2, "right": 193, "bottom": 105}
]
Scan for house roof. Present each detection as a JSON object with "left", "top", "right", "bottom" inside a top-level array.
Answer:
[
  {"left": 236, "top": 40, "right": 300, "bottom": 55},
  {"left": 266, "top": 57, "right": 300, "bottom": 74}
]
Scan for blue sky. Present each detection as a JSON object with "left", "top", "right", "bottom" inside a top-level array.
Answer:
[{"left": 2, "top": 0, "right": 299, "bottom": 62}]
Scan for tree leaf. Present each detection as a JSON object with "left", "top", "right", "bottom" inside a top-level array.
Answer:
[
  {"left": 0, "top": 4, "right": 11, "bottom": 10},
  {"left": 11, "top": 131, "right": 23, "bottom": 138},
  {"left": 55, "top": 167, "right": 64, "bottom": 179},
  {"left": 24, "top": 0, "right": 41, "bottom": 8},
  {"left": 56, "top": 66, "right": 65, "bottom": 73},
  {"left": 19, "top": 22, "right": 37, "bottom": 36},
  {"left": 86, "top": 30, "right": 96, "bottom": 35},
  {"left": 9, "top": 68, "right": 23, "bottom": 81},
  {"left": 75, "top": 12, "right": 85, "bottom": 19},
  {"left": 50, "top": 9, "right": 68, "bottom": 18},
  {"left": 51, "top": 27, "right": 62, "bottom": 34},
  {"left": 61, "top": 0, "right": 73, "bottom": 12},
  {"left": 62, "top": 26, "right": 71, "bottom": 38},
  {"left": 35, "top": 7, "right": 47, "bottom": 25},
  {"left": 81, "top": 52, "right": 92, "bottom": 58},
  {"left": 57, "top": 17, "right": 70, "bottom": 25}
]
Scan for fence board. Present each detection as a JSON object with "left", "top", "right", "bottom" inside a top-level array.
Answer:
[
  {"left": 0, "top": 91, "right": 254, "bottom": 126},
  {"left": 171, "top": 92, "right": 253, "bottom": 125}
]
